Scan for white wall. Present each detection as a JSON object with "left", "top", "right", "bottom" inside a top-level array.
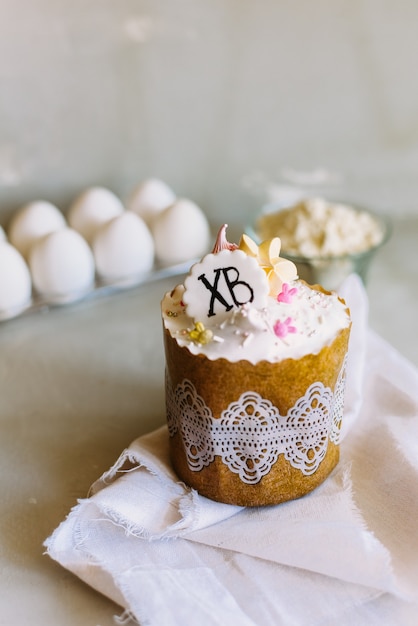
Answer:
[{"left": 1, "top": 0, "right": 418, "bottom": 227}]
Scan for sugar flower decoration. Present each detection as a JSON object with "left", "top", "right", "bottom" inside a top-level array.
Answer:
[
  {"left": 188, "top": 322, "right": 214, "bottom": 345},
  {"left": 277, "top": 283, "right": 298, "bottom": 303},
  {"left": 212, "top": 224, "right": 239, "bottom": 253},
  {"left": 239, "top": 234, "right": 298, "bottom": 296},
  {"left": 273, "top": 317, "right": 297, "bottom": 338}
]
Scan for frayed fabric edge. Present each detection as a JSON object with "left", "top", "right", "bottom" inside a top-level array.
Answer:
[
  {"left": 90, "top": 449, "right": 164, "bottom": 497},
  {"left": 339, "top": 462, "right": 415, "bottom": 602},
  {"left": 114, "top": 608, "right": 140, "bottom": 625},
  {"left": 89, "top": 427, "right": 178, "bottom": 498},
  {"left": 44, "top": 504, "right": 129, "bottom": 611}
]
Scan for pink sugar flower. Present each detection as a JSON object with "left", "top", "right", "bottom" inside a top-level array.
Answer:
[
  {"left": 273, "top": 317, "right": 297, "bottom": 338},
  {"left": 277, "top": 283, "right": 298, "bottom": 303}
]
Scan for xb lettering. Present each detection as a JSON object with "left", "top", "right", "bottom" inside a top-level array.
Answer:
[{"left": 198, "top": 267, "right": 254, "bottom": 317}]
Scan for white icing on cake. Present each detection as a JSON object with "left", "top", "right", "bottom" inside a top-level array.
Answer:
[{"left": 162, "top": 280, "right": 350, "bottom": 365}]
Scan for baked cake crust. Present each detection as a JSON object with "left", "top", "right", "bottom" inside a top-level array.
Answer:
[{"left": 164, "top": 321, "right": 350, "bottom": 506}]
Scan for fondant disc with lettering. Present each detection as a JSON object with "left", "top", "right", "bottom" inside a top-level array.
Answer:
[{"left": 183, "top": 249, "right": 269, "bottom": 325}]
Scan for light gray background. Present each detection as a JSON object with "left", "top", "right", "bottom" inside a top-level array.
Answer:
[{"left": 1, "top": 0, "right": 418, "bottom": 226}]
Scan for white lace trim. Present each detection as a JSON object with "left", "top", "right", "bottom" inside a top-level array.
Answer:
[{"left": 166, "top": 357, "right": 347, "bottom": 484}]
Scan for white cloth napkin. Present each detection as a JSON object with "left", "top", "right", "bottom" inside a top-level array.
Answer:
[{"left": 45, "top": 276, "right": 418, "bottom": 625}]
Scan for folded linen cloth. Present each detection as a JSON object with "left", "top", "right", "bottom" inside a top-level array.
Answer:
[{"left": 45, "top": 276, "right": 418, "bottom": 625}]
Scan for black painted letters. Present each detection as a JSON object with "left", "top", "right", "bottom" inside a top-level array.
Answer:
[{"left": 198, "top": 266, "right": 254, "bottom": 317}]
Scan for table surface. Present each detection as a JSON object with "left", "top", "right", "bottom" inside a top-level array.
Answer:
[{"left": 1, "top": 217, "right": 417, "bottom": 626}]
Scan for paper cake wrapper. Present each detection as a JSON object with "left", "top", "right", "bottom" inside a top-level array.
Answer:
[{"left": 163, "top": 319, "right": 350, "bottom": 507}]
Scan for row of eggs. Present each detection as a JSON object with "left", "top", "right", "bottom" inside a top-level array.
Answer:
[{"left": 0, "top": 179, "right": 211, "bottom": 320}]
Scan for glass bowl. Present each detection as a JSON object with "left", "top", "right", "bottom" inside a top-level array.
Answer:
[{"left": 247, "top": 202, "right": 391, "bottom": 292}]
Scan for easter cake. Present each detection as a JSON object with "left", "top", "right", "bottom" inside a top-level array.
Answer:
[{"left": 162, "top": 225, "right": 351, "bottom": 506}]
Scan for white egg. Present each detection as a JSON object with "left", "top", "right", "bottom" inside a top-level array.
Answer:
[
  {"left": 127, "top": 178, "right": 176, "bottom": 225},
  {"left": 8, "top": 200, "right": 66, "bottom": 259},
  {"left": 67, "top": 186, "right": 124, "bottom": 244},
  {"left": 92, "top": 212, "right": 155, "bottom": 285},
  {"left": 0, "top": 225, "right": 6, "bottom": 241},
  {"left": 151, "top": 198, "right": 211, "bottom": 266},
  {"left": 0, "top": 242, "right": 32, "bottom": 319},
  {"left": 29, "top": 228, "right": 95, "bottom": 304}
]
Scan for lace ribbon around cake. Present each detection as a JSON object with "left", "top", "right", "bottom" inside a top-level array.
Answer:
[{"left": 166, "top": 357, "right": 347, "bottom": 484}]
